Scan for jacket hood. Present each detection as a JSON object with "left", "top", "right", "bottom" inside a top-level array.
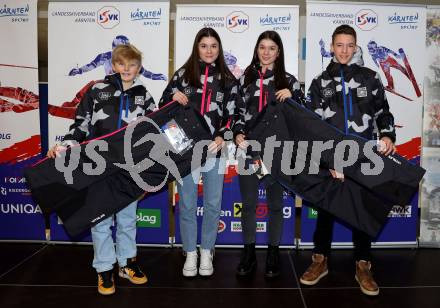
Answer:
[
  {"left": 326, "top": 46, "right": 364, "bottom": 78},
  {"left": 105, "top": 73, "right": 145, "bottom": 91}
]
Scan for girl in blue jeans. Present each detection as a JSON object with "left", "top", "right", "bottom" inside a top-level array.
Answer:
[{"left": 159, "top": 27, "right": 238, "bottom": 277}]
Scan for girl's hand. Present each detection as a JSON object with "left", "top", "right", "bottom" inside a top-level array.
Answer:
[
  {"left": 208, "top": 136, "right": 225, "bottom": 153},
  {"left": 235, "top": 133, "right": 248, "bottom": 149},
  {"left": 275, "top": 88, "right": 292, "bottom": 102},
  {"left": 172, "top": 90, "right": 189, "bottom": 105}
]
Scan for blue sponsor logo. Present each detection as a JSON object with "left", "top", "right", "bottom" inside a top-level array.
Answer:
[
  {"left": 0, "top": 3, "right": 29, "bottom": 17},
  {"left": 260, "top": 13, "right": 291, "bottom": 26},
  {"left": 130, "top": 8, "right": 161, "bottom": 21},
  {"left": 55, "top": 135, "right": 65, "bottom": 142},
  {"left": 130, "top": 8, "right": 161, "bottom": 26},
  {"left": 388, "top": 12, "right": 419, "bottom": 24}
]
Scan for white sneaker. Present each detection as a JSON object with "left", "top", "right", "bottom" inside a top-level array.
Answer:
[
  {"left": 199, "top": 248, "right": 214, "bottom": 276},
  {"left": 182, "top": 250, "right": 198, "bottom": 277}
]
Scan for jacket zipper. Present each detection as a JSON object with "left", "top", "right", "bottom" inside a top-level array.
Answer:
[
  {"left": 258, "top": 70, "right": 265, "bottom": 112},
  {"left": 200, "top": 64, "right": 209, "bottom": 115},
  {"left": 340, "top": 69, "right": 349, "bottom": 134}
]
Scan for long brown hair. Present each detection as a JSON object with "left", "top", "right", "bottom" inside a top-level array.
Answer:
[
  {"left": 243, "top": 31, "right": 289, "bottom": 90},
  {"left": 182, "top": 27, "right": 235, "bottom": 89}
]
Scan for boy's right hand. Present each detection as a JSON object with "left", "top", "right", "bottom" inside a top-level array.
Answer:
[
  {"left": 47, "top": 144, "right": 67, "bottom": 158},
  {"left": 172, "top": 90, "right": 189, "bottom": 105}
]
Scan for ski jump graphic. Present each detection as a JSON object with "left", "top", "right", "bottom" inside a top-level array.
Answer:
[{"left": 367, "top": 40, "right": 421, "bottom": 101}]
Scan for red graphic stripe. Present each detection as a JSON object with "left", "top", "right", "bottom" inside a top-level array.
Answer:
[
  {"left": 395, "top": 137, "right": 421, "bottom": 161},
  {"left": 0, "top": 135, "right": 41, "bottom": 165},
  {"left": 0, "top": 63, "right": 38, "bottom": 70}
]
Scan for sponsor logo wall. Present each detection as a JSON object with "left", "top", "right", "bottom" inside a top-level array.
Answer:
[
  {"left": 302, "top": 1, "right": 426, "bottom": 246},
  {"left": 0, "top": 0, "right": 45, "bottom": 240},
  {"left": 420, "top": 6, "right": 440, "bottom": 247},
  {"left": 174, "top": 166, "right": 295, "bottom": 247}
]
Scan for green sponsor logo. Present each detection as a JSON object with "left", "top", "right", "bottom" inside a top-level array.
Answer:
[
  {"left": 137, "top": 209, "right": 161, "bottom": 228},
  {"left": 308, "top": 208, "right": 318, "bottom": 219}
]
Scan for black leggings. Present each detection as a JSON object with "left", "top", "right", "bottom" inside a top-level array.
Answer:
[
  {"left": 313, "top": 209, "right": 372, "bottom": 261},
  {"left": 238, "top": 174, "right": 284, "bottom": 246}
]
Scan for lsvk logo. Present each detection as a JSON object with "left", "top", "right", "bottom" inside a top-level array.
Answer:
[
  {"left": 355, "top": 9, "right": 378, "bottom": 31},
  {"left": 97, "top": 6, "right": 120, "bottom": 29},
  {"left": 226, "top": 11, "right": 249, "bottom": 33}
]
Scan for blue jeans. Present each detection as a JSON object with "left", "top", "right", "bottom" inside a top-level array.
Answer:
[
  {"left": 91, "top": 201, "right": 138, "bottom": 273},
  {"left": 177, "top": 157, "right": 225, "bottom": 252}
]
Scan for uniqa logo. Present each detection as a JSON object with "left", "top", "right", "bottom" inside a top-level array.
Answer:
[
  {"left": 226, "top": 11, "right": 249, "bottom": 33},
  {"left": 355, "top": 9, "right": 378, "bottom": 31},
  {"left": 97, "top": 6, "right": 120, "bottom": 29}
]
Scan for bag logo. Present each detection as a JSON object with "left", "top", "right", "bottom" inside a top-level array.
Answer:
[
  {"left": 134, "top": 96, "right": 144, "bottom": 105},
  {"left": 357, "top": 87, "right": 368, "bottom": 98},
  {"left": 322, "top": 88, "right": 334, "bottom": 98},
  {"left": 98, "top": 92, "right": 111, "bottom": 100},
  {"left": 183, "top": 87, "right": 192, "bottom": 96}
]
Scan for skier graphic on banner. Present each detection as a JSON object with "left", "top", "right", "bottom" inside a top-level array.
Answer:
[
  {"left": 318, "top": 39, "right": 421, "bottom": 101},
  {"left": 52, "top": 35, "right": 167, "bottom": 120},
  {"left": 367, "top": 40, "right": 421, "bottom": 101}
]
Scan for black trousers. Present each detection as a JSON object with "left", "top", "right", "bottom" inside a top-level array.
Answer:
[
  {"left": 238, "top": 174, "right": 284, "bottom": 246},
  {"left": 313, "top": 209, "right": 372, "bottom": 261}
]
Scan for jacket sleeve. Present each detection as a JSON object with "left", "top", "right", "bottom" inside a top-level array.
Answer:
[
  {"left": 61, "top": 88, "right": 94, "bottom": 146},
  {"left": 372, "top": 72, "right": 396, "bottom": 143},
  {"left": 231, "top": 76, "right": 246, "bottom": 138},
  {"left": 288, "top": 75, "right": 305, "bottom": 106},
  {"left": 305, "top": 77, "right": 327, "bottom": 119},
  {"left": 158, "top": 69, "right": 183, "bottom": 108},
  {"left": 217, "top": 80, "right": 240, "bottom": 140},
  {"left": 143, "top": 89, "right": 156, "bottom": 115}
]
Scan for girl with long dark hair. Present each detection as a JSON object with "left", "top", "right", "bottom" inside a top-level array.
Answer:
[
  {"left": 233, "top": 31, "right": 304, "bottom": 278},
  {"left": 160, "top": 27, "right": 238, "bottom": 277}
]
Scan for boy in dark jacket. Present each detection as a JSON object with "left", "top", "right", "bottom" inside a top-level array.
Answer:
[
  {"left": 47, "top": 44, "right": 155, "bottom": 295},
  {"left": 299, "top": 25, "right": 396, "bottom": 296}
]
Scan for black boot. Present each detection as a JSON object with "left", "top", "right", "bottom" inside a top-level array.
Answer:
[
  {"left": 265, "top": 245, "right": 280, "bottom": 278},
  {"left": 236, "top": 243, "right": 257, "bottom": 276}
]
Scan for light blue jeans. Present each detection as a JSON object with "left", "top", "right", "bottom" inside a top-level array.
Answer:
[
  {"left": 91, "top": 201, "right": 138, "bottom": 273},
  {"left": 177, "top": 157, "right": 225, "bottom": 252}
]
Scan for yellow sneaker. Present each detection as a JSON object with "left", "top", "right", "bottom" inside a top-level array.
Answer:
[
  {"left": 119, "top": 258, "right": 148, "bottom": 285},
  {"left": 97, "top": 270, "right": 115, "bottom": 295}
]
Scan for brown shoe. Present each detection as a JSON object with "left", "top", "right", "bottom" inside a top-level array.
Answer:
[
  {"left": 299, "top": 253, "right": 328, "bottom": 285},
  {"left": 355, "top": 260, "right": 379, "bottom": 296}
]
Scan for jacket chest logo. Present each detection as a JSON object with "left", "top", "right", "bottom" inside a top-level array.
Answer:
[
  {"left": 216, "top": 91, "right": 224, "bottom": 102},
  {"left": 322, "top": 88, "right": 334, "bottom": 98},
  {"left": 183, "top": 87, "right": 193, "bottom": 96},
  {"left": 98, "top": 92, "right": 111, "bottom": 100},
  {"left": 135, "top": 96, "right": 145, "bottom": 105},
  {"left": 357, "top": 87, "right": 368, "bottom": 98}
]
